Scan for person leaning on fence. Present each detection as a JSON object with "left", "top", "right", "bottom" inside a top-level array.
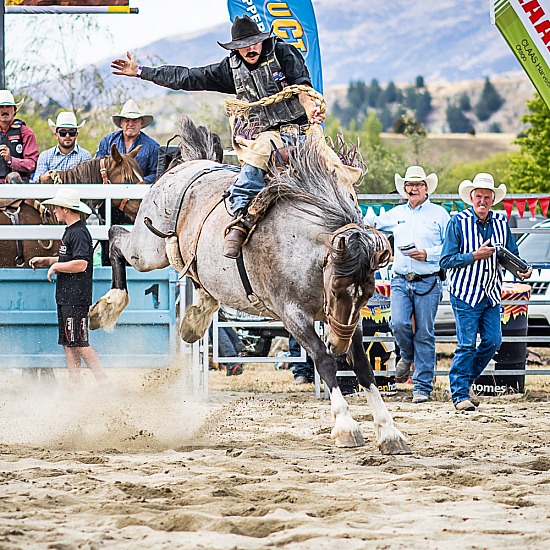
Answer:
[
  {"left": 29, "top": 188, "right": 106, "bottom": 385},
  {"left": 440, "top": 173, "right": 532, "bottom": 411},
  {"left": 32, "top": 112, "right": 91, "bottom": 183},
  {"left": 364, "top": 166, "right": 450, "bottom": 404},
  {"left": 95, "top": 99, "right": 159, "bottom": 185},
  {"left": 0, "top": 90, "right": 39, "bottom": 184},
  {"left": 110, "top": 15, "right": 361, "bottom": 259}
]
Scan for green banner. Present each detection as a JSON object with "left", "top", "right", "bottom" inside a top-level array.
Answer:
[{"left": 492, "top": 0, "right": 550, "bottom": 109}]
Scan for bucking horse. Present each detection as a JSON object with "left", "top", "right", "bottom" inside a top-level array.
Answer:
[{"left": 89, "top": 117, "right": 411, "bottom": 455}]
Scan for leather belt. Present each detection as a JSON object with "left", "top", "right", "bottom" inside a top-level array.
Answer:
[{"left": 400, "top": 272, "right": 439, "bottom": 282}]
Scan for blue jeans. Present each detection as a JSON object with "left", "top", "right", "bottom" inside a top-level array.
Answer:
[
  {"left": 449, "top": 295, "right": 501, "bottom": 405},
  {"left": 229, "top": 135, "right": 304, "bottom": 213},
  {"left": 210, "top": 326, "right": 243, "bottom": 371},
  {"left": 390, "top": 275, "right": 441, "bottom": 396},
  {"left": 229, "top": 163, "right": 266, "bottom": 213},
  {"left": 289, "top": 335, "right": 314, "bottom": 381}
]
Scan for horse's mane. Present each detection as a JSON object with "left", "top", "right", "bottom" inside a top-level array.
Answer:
[
  {"left": 57, "top": 155, "right": 138, "bottom": 184},
  {"left": 175, "top": 116, "right": 224, "bottom": 165},
  {"left": 274, "top": 136, "right": 387, "bottom": 282}
]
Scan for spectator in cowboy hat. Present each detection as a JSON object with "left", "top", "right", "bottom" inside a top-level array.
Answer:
[
  {"left": 32, "top": 111, "right": 91, "bottom": 183},
  {"left": 0, "top": 89, "right": 39, "bottom": 183},
  {"left": 440, "top": 173, "right": 532, "bottom": 411},
  {"left": 29, "top": 187, "right": 107, "bottom": 385},
  {"left": 364, "top": 165, "right": 450, "bottom": 404},
  {"left": 95, "top": 99, "right": 159, "bottom": 185}
]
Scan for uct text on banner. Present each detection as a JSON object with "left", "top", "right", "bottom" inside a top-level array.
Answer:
[
  {"left": 492, "top": 0, "right": 550, "bottom": 108},
  {"left": 226, "top": 0, "right": 323, "bottom": 93}
]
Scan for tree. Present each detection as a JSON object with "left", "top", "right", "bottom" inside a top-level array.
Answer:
[
  {"left": 367, "top": 78, "right": 382, "bottom": 108},
  {"left": 505, "top": 94, "right": 550, "bottom": 193},
  {"left": 475, "top": 77, "right": 504, "bottom": 121},
  {"left": 415, "top": 75, "right": 425, "bottom": 89},
  {"left": 458, "top": 92, "right": 472, "bottom": 112},
  {"left": 384, "top": 81, "right": 398, "bottom": 103},
  {"left": 446, "top": 103, "right": 472, "bottom": 133}
]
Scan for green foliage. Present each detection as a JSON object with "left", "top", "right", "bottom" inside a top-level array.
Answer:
[
  {"left": 324, "top": 112, "right": 405, "bottom": 194},
  {"left": 438, "top": 152, "right": 512, "bottom": 194},
  {"left": 505, "top": 93, "right": 550, "bottom": 193},
  {"left": 415, "top": 75, "right": 425, "bottom": 89},
  {"left": 458, "top": 92, "right": 472, "bottom": 112},
  {"left": 475, "top": 77, "right": 504, "bottom": 122}
]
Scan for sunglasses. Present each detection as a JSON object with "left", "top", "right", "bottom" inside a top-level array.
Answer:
[{"left": 57, "top": 129, "right": 78, "bottom": 137}]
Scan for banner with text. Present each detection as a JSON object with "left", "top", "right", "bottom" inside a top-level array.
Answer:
[
  {"left": 491, "top": 0, "right": 550, "bottom": 108},
  {"left": 226, "top": 0, "right": 323, "bottom": 93}
]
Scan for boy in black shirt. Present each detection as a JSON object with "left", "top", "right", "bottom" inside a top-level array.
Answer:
[{"left": 30, "top": 188, "right": 106, "bottom": 384}]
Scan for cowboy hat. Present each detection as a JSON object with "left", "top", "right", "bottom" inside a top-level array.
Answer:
[
  {"left": 112, "top": 99, "right": 153, "bottom": 129},
  {"left": 458, "top": 173, "right": 507, "bottom": 205},
  {"left": 394, "top": 166, "right": 438, "bottom": 199},
  {"left": 47, "top": 111, "right": 86, "bottom": 134},
  {"left": 0, "top": 90, "right": 24, "bottom": 108},
  {"left": 42, "top": 187, "right": 92, "bottom": 215},
  {"left": 218, "top": 15, "right": 270, "bottom": 50}
]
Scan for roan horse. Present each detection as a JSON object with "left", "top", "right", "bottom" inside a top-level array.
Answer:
[{"left": 89, "top": 118, "right": 411, "bottom": 455}]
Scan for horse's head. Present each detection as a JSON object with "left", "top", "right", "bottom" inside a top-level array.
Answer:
[
  {"left": 323, "top": 225, "right": 391, "bottom": 355},
  {"left": 107, "top": 143, "right": 144, "bottom": 184}
]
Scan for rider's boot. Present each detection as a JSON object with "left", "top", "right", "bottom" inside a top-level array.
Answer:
[{"left": 223, "top": 209, "right": 249, "bottom": 259}]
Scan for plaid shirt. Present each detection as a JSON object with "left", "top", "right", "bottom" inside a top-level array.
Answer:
[{"left": 32, "top": 144, "right": 92, "bottom": 182}]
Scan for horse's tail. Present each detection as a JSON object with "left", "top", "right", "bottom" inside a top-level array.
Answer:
[{"left": 179, "top": 116, "right": 224, "bottom": 164}]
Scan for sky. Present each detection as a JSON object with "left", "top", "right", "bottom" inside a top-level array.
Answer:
[{"left": 5, "top": 0, "right": 324, "bottom": 68}]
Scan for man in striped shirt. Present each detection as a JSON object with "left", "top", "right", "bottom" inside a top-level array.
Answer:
[
  {"left": 440, "top": 173, "right": 532, "bottom": 411},
  {"left": 32, "top": 112, "right": 91, "bottom": 183}
]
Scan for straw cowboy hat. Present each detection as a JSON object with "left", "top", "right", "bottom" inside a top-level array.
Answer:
[
  {"left": 0, "top": 90, "right": 24, "bottom": 108},
  {"left": 218, "top": 15, "right": 270, "bottom": 50},
  {"left": 42, "top": 187, "right": 92, "bottom": 215},
  {"left": 112, "top": 99, "right": 153, "bottom": 129},
  {"left": 394, "top": 166, "right": 438, "bottom": 199},
  {"left": 47, "top": 111, "right": 86, "bottom": 134},
  {"left": 458, "top": 173, "right": 507, "bottom": 205}
]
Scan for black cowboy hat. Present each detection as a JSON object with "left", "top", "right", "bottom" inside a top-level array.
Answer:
[{"left": 218, "top": 15, "right": 270, "bottom": 50}]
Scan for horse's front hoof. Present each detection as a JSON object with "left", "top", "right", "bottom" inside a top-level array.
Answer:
[
  {"left": 179, "top": 323, "right": 202, "bottom": 344},
  {"left": 334, "top": 431, "right": 365, "bottom": 448},
  {"left": 379, "top": 438, "right": 412, "bottom": 455},
  {"left": 88, "top": 304, "right": 101, "bottom": 330}
]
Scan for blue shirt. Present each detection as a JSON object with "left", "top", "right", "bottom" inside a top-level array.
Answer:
[
  {"left": 440, "top": 209, "right": 519, "bottom": 270},
  {"left": 95, "top": 130, "right": 159, "bottom": 185},
  {"left": 32, "top": 144, "right": 92, "bottom": 182},
  {"left": 364, "top": 199, "right": 450, "bottom": 276}
]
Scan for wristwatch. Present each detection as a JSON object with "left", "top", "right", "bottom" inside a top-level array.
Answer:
[{"left": 136, "top": 65, "right": 143, "bottom": 78}]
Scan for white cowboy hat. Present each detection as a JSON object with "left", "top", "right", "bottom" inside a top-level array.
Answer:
[
  {"left": 47, "top": 111, "right": 86, "bottom": 134},
  {"left": 42, "top": 187, "right": 92, "bottom": 215},
  {"left": 112, "top": 99, "right": 153, "bottom": 129},
  {"left": 394, "top": 166, "right": 438, "bottom": 199},
  {"left": 458, "top": 173, "right": 507, "bottom": 205},
  {"left": 0, "top": 90, "right": 24, "bottom": 108}
]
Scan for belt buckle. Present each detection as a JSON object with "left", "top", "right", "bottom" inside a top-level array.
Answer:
[
  {"left": 404, "top": 273, "right": 417, "bottom": 282},
  {"left": 279, "top": 124, "right": 300, "bottom": 138}
]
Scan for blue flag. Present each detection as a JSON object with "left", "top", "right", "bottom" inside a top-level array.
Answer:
[{"left": 226, "top": 0, "right": 323, "bottom": 93}]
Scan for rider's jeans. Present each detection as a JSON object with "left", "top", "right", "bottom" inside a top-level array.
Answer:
[
  {"left": 390, "top": 275, "right": 441, "bottom": 397},
  {"left": 449, "top": 295, "right": 501, "bottom": 405},
  {"left": 229, "top": 163, "right": 265, "bottom": 213}
]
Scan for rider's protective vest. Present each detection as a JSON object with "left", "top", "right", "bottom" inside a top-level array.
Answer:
[
  {"left": 230, "top": 37, "right": 306, "bottom": 133},
  {"left": 0, "top": 120, "right": 24, "bottom": 178}
]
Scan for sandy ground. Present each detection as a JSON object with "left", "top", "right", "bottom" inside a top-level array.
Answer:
[{"left": 1, "top": 353, "right": 550, "bottom": 549}]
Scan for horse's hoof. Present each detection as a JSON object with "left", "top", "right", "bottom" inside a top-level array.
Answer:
[
  {"left": 88, "top": 307, "right": 100, "bottom": 330},
  {"left": 335, "top": 431, "right": 365, "bottom": 448},
  {"left": 379, "top": 438, "right": 412, "bottom": 455}
]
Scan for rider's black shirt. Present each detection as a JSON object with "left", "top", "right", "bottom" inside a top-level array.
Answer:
[{"left": 56, "top": 219, "right": 93, "bottom": 306}]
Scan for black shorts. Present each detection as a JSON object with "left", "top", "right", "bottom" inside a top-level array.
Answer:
[{"left": 57, "top": 305, "right": 90, "bottom": 348}]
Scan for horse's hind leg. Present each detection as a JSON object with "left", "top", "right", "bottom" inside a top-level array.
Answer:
[
  {"left": 180, "top": 286, "right": 219, "bottom": 343},
  {"left": 348, "top": 325, "right": 411, "bottom": 455},
  {"left": 286, "top": 316, "right": 364, "bottom": 448}
]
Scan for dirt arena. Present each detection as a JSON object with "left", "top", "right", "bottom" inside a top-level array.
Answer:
[{"left": 1, "top": 352, "right": 550, "bottom": 549}]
